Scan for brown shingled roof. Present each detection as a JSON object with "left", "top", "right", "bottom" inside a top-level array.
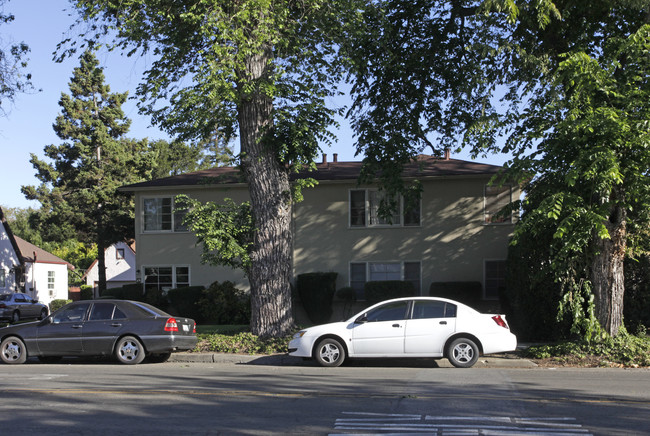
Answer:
[
  {"left": 14, "top": 236, "right": 74, "bottom": 270},
  {"left": 120, "top": 154, "right": 503, "bottom": 191}
]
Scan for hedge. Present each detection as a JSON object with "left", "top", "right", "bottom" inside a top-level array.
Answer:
[
  {"left": 297, "top": 272, "right": 338, "bottom": 324},
  {"left": 364, "top": 280, "right": 416, "bottom": 304}
]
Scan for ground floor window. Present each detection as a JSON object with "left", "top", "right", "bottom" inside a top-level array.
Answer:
[
  {"left": 485, "top": 260, "right": 507, "bottom": 299},
  {"left": 143, "top": 265, "right": 190, "bottom": 292},
  {"left": 350, "top": 261, "right": 421, "bottom": 300},
  {"left": 47, "top": 271, "right": 55, "bottom": 296}
]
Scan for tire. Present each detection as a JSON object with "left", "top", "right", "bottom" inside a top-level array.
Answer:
[
  {"left": 39, "top": 308, "right": 48, "bottom": 320},
  {"left": 114, "top": 336, "right": 145, "bottom": 365},
  {"left": 1, "top": 336, "right": 27, "bottom": 364},
  {"left": 11, "top": 311, "right": 20, "bottom": 324},
  {"left": 314, "top": 338, "right": 346, "bottom": 367},
  {"left": 447, "top": 337, "right": 479, "bottom": 368},
  {"left": 146, "top": 352, "right": 171, "bottom": 364}
]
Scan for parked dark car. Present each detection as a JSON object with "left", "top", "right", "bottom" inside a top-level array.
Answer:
[
  {"left": 0, "top": 299, "right": 197, "bottom": 365},
  {"left": 0, "top": 293, "right": 49, "bottom": 323}
]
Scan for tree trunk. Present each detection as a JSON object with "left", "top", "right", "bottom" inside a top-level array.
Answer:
[
  {"left": 96, "top": 212, "right": 107, "bottom": 299},
  {"left": 238, "top": 48, "right": 295, "bottom": 338},
  {"left": 590, "top": 205, "right": 626, "bottom": 336}
]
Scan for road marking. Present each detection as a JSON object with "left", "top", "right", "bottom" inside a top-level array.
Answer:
[{"left": 331, "top": 413, "right": 592, "bottom": 435}]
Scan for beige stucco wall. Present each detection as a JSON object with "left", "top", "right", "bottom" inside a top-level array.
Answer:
[
  {"left": 293, "top": 176, "right": 515, "bottom": 297},
  {"left": 132, "top": 174, "right": 515, "bottom": 300},
  {"left": 133, "top": 186, "right": 251, "bottom": 291}
]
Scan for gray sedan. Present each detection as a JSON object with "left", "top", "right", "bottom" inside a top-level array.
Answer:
[
  {"left": 0, "top": 293, "right": 49, "bottom": 323},
  {"left": 0, "top": 299, "right": 197, "bottom": 365}
]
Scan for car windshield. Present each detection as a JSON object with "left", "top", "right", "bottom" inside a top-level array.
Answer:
[{"left": 129, "top": 301, "right": 171, "bottom": 318}]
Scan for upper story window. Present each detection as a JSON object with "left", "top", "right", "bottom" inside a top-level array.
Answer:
[
  {"left": 116, "top": 248, "right": 125, "bottom": 259},
  {"left": 350, "top": 189, "right": 420, "bottom": 228},
  {"left": 143, "top": 197, "right": 188, "bottom": 232},
  {"left": 484, "top": 185, "right": 512, "bottom": 224}
]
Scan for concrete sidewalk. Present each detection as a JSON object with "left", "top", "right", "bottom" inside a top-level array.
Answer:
[{"left": 169, "top": 352, "right": 538, "bottom": 368}]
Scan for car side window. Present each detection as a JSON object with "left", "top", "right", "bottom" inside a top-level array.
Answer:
[
  {"left": 53, "top": 303, "right": 91, "bottom": 323},
  {"left": 89, "top": 303, "right": 116, "bottom": 321},
  {"left": 365, "top": 301, "right": 409, "bottom": 322},
  {"left": 14, "top": 294, "right": 26, "bottom": 303},
  {"left": 412, "top": 301, "right": 446, "bottom": 319},
  {"left": 113, "top": 307, "right": 127, "bottom": 319},
  {"left": 411, "top": 301, "right": 458, "bottom": 319}
]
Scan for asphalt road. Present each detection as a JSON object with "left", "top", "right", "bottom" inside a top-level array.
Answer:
[{"left": 0, "top": 357, "right": 648, "bottom": 435}]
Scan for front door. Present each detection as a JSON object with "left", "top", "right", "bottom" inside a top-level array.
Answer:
[
  {"left": 36, "top": 303, "right": 90, "bottom": 355},
  {"left": 350, "top": 300, "right": 410, "bottom": 356}
]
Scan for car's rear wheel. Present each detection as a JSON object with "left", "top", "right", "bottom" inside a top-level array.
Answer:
[
  {"left": 1, "top": 336, "right": 27, "bottom": 364},
  {"left": 115, "top": 336, "right": 145, "bottom": 365},
  {"left": 11, "top": 311, "right": 20, "bottom": 324},
  {"left": 314, "top": 338, "right": 346, "bottom": 367},
  {"left": 146, "top": 352, "right": 171, "bottom": 364},
  {"left": 447, "top": 337, "right": 479, "bottom": 368}
]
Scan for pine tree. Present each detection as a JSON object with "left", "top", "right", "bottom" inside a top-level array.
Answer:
[{"left": 22, "top": 50, "right": 141, "bottom": 295}]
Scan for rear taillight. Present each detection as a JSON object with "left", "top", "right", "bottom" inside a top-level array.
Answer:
[
  {"left": 492, "top": 315, "right": 509, "bottom": 329},
  {"left": 164, "top": 317, "right": 179, "bottom": 332},
  {"left": 0, "top": 303, "right": 6, "bottom": 309},
  {"left": 193, "top": 323, "right": 196, "bottom": 333}
]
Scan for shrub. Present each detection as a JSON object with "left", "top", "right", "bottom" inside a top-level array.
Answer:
[
  {"left": 297, "top": 272, "right": 337, "bottom": 324},
  {"left": 102, "top": 283, "right": 144, "bottom": 301},
  {"left": 80, "top": 285, "right": 94, "bottom": 300},
  {"left": 167, "top": 286, "right": 205, "bottom": 321},
  {"left": 364, "top": 280, "right": 415, "bottom": 304},
  {"left": 624, "top": 255, "right": 650, "bottom": 333},
  {"left": 144, "top": 286, "right": 169, "bottom": 311},
  {"left": 199, "top": 281, "right": 250, "bottom": 325},
  {"left": 429, "top": 282, "right": 482, "bottom": 306},
  {"left": 49, "top": 299, "right": 72, "bottom": 312}
]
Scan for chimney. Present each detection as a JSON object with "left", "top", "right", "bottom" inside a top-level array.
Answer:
[
  {"left": 444, "top": 148, "right": 450, "bottom": 160},
  {"left": 322, "top": 153, "right": 327, "bottom": 164},
  {"left": 333, "top": 153, "right": 338, "bottom": 163}
]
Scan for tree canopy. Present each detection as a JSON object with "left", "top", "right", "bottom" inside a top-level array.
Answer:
[{"left": 0, "top": 0, "right": 33, "bottom": 116}]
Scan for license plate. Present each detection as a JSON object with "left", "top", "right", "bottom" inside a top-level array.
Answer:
[{"left": 182, "top": 324, "right": 189, "bottom": 332}]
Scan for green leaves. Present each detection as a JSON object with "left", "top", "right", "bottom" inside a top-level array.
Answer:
[{"left": 175, "top": 195, "right": 256, "bottom": 274}]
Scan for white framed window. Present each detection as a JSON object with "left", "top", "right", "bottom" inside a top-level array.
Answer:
[
  {"left": 47, "top": 271, "right": 55, "bottom": 290},
  {"left": 350, "top": 189, "right": 420, "bottom": 228},
  {"left": 143, "top": 197, "right": 188, "bottom": 232},
  {"left": 485, "top": 259, "right": 507, "bottom": 299},
  {"left": 350, "top": 261, "right": 421, "bottom": 299},
  {"left": 484, "top": 185, "right": 512, "bottom": 224},
  {"left": 116, "top": 248, "right": 125, "bottom": 260},
  {"left": 143, "top": 265, "right": 190, "bottom": 292}
]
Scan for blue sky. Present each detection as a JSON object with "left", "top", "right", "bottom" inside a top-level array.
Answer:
[{"left": 1, "top": 0, "right": 507, "bottom": 211}]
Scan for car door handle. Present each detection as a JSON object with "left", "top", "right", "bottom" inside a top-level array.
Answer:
[
  {"left": 72, "top": 324, "right": 83, "bottom": 329},
  {"left": 392, "top": 324, "right": 402, "bottom": 328},
  {"left": 439, "top": 321, "right": 447, "bottom": 325},
  {"left": 111, "top": 323, "right": 122, "bottom": 328}
]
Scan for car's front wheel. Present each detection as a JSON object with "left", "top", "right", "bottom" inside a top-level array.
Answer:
[
  {"left": 314, "top": 338, "right": 346, "bottom": 367},
  {"left": 0, "top": 336, "right": 27, "bottom": 364},
  {"left": 447, "top": 337, "right": 479, "bottom": 368},
  {"left": 115, "top": 336, "right": 145, "bottom": 365},
  {"left": 11, "top": 311, "right": 20, "bottom": 324},
  {"left": 39, "top": 308, "right": 48, "bottom": 320}
]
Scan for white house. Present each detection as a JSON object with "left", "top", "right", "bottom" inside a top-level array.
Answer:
[
  {"left": 0, "top": 206, "right": 72, "bottom": 306},
  {"left": 83, "top": 241, "right": 137, "bottom": 293}
]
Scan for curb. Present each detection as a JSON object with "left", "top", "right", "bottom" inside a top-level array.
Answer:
[{"left": 169, "top": 352, "right": 538, "bottom": 368}]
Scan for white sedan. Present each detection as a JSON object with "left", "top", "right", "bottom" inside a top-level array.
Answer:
[{"left": 288, "top": 297, "right": 517, "bottom": 368}]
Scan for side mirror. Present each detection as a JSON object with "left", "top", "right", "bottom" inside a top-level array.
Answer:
[{"left": 354, "top": 315, "right": 368, "bottom": 324}]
